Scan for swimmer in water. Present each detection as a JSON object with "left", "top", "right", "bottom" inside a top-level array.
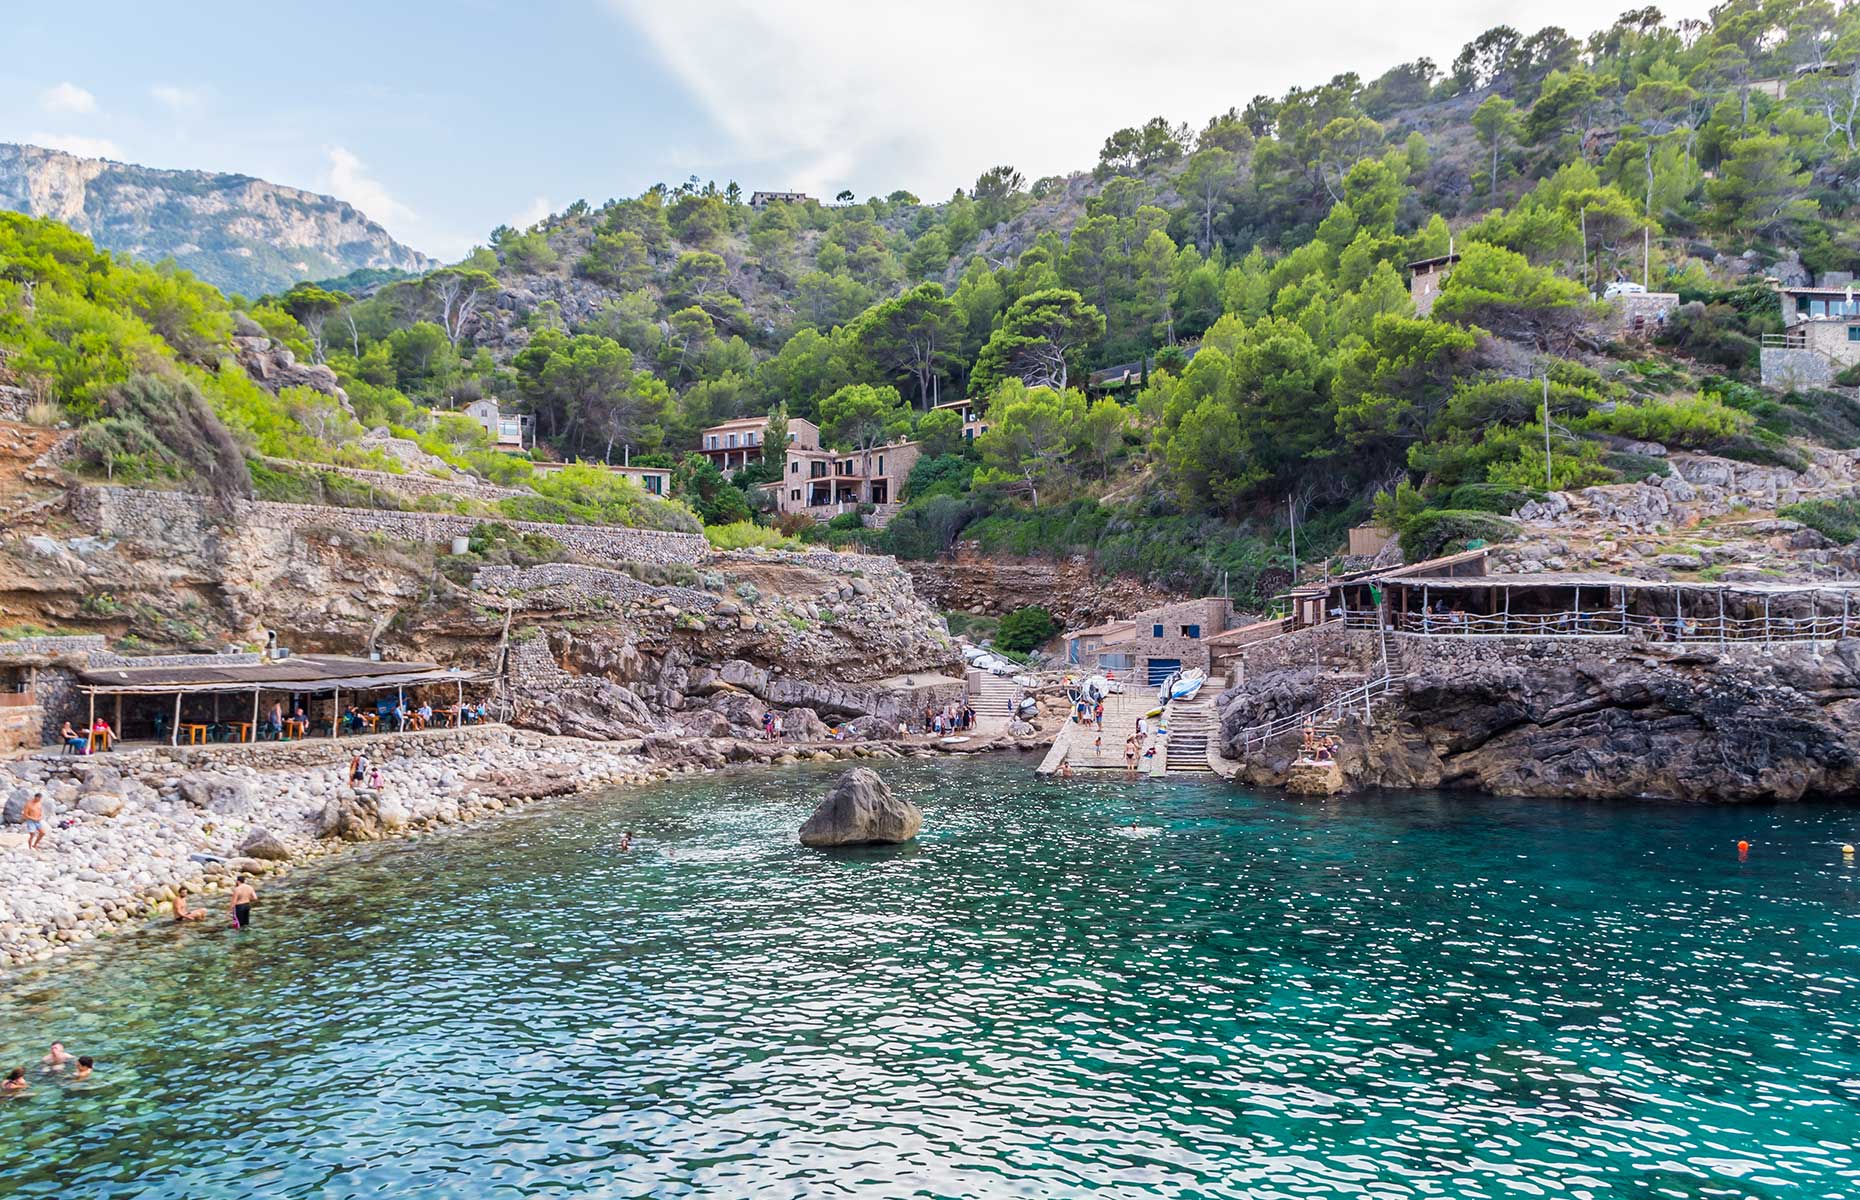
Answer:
[
  {"left": 3, "top": 1068, "right": 26, "bottom": 1092},
  {"left": 172, "top": 887, "right": 206, "bottom": 922},
  {"left": 71, "top": 1057, "right": 93, "bottom": 1081},
  {"left": 228, "top": 875, "right": 256, "bottom": 929},
  {"left": 42, "top": 1043, "right": 70, "bottom": 1071},
  {"left": 620, "top": 832, "right": 635, "bottom": 852}
]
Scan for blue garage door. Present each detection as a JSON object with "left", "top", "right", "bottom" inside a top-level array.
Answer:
[{"left": 1146, "top": 658, "right": 1181, "bottom": 686}]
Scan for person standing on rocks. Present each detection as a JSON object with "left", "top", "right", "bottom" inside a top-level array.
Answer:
[
  {"left": 228, "top": 875, "right": 257, "bottom": 930},
  {"left": 348, "top": 752, "right": 369, "bottom": 786},
  {"left": 21, "top": 791, "right": 47, "bottom": 850}
]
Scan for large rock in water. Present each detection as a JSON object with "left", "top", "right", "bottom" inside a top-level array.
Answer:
[{"left": 799, "top": 768, "right": 921, "bottom": 847}]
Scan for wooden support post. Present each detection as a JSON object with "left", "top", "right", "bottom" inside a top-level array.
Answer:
[
  {"left": 113, "top": 694, "right": 122, "bottom": 738},
  {"left": 171, "top": 693, "right": 181, "bottom": 747},
  {"left": 1764, "top": 594, "right": 1771, "bottom": 645},
  {"left": 251, "top": 688, "right": 260, "bottom": 743},
  {"left": 1718, "top": 589, "right": 1727, "bottom": 647},
  {"left": 87, "top": 690, "right": 95, "bottom": 747},
  {"left": 1422, "top": 584, "right": 1430, "bottom": 634}
]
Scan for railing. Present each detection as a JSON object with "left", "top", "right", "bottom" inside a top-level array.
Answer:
[
  {"left": 1235, "top": 675, "right": 1392, "bottom": 754},
  {"left": 1340, "top": 607, "right": 1860, "bottom": 644},
  {"left": 1761, "top": 331, "right": 1809, "bottom": 348}
]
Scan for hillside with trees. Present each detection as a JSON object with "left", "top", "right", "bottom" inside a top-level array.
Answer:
[{"left": 12, "top": 2, "right": 1860, "bottom": 600}]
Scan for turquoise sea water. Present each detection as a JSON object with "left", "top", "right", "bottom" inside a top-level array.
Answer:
[{"left": 1, "top": 756, "right": 1858, "bottom": 1199}]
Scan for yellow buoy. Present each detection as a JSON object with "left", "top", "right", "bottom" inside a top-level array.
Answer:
[{"left": 1844, "top": 843, "right": 1856, "bottom": 856}]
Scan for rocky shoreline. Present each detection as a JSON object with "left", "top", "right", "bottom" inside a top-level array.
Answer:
[{"left": 0, "top": 725, "right": 1039, "bottom": 971}]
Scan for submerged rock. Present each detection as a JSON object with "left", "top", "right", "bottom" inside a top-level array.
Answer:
[{"left": 799, "top": 767, "right": 921, "bottom": 847}]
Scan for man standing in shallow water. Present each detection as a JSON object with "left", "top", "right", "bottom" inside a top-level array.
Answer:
[{"left": 228, "top": 875, "right": 257, "bottom": 929}]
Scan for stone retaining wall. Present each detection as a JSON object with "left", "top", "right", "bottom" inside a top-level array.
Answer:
[
  {"left": 259, "top": 457, "right": 531, "bottom": 504},
  {"left": 90, "top": 723, "right": 518, "bottom": 771},
  {"left": 72, "top": 486, "right": 709, "bottom": 567},
  {"left": 0, "top": 635, "right": 108, "bottom": 661},
  {"left": 473, "top": 562, "right": 715, "bottom": 613}
]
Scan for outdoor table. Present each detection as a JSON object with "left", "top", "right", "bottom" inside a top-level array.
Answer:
[
  {"left": 438, "top": 711, "right": 459, "bottom": 727},
  {"left": 181, "top": 724, "right": 211, "bottom": 745},
  {"left": 229, "top": 721, "right": 254, "bottom": 743},
  {"left": 87, "top": 729, "right": 113, "bottom": 752},
  {"left": 284, "top": 719, "right": 308, "bottom": 740}
]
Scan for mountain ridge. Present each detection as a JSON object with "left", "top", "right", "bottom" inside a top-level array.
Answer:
[{"left": 0, "top": 142, "right": 435, "bottom": 296}]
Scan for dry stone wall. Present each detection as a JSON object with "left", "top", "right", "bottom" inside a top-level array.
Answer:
[
  {"left": 258, "top": 458, "right": 530, "bottom": 504},
  {"left": 71, "top": 486, "right": 709, "bottom": 567}
]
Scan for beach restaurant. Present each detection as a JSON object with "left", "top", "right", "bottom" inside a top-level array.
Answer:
[{"left": 74, "top": 654, "right": 495, "bottom": 748}]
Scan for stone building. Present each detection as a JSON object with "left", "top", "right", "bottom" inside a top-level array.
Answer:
[
  {"left": 1407, "top": 252, "right": 1460, "bottom": 318},
  {"left": 749, "top": 191, "right": 816, "bottom": 209},
  {"left": 697, "top": 416, "right": 821, "bottom": 476},
  {"left": 1075, "top": 597, "right": 1239, "bottom": 685},
  {"left": 463, "top": 398, "right": 530, "bottom": 453},
  {"left": 761, "top": 438, "right": 922, "bottom": 526},
  {"left": 1761, "top": 276, "right": 1860, "bottom": 388},
  {"left": 929, "top": 398, "right": 991, "bottom": 442}
]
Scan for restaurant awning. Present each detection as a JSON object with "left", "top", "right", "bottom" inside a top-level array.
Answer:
[{"left": 77, "top": 654, "right": 490, "bottom": 696}]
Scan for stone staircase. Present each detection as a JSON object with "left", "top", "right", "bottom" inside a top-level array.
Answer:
[
  {"left": 966, "top": 672, "right": 1021, "bottom": 727},
  {"left": 1160, "top": 696, "right": 1217, "bottom": 776},
  {"left": 1037, "top": 685, "right": 1156, "bottom": 775}
]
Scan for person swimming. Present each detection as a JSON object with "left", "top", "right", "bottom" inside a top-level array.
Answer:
[
  {"left": 3, "top": 1068, "right": 26, "bottom": 1092},
  {"left": 619, "top": 832, "right": 635, "bottom": 852},
  {"left": 70, "top": 1056, "right": 93, "bottom": 1081},
  {"left": 41, "top": 1043, "right": 70, "bottom": 1071}
]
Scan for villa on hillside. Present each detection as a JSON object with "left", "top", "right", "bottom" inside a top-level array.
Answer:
[
  {"left": 749, "top": 191, "right": 815, "bottom": 208},
  {"left": 1762, "top": 272, "right": 1860, "bottom": 388},
  {"left": 759, "top": 437, "right": 923, "bottom": 526},
  {"left": 929, "top": 398, "right": 991, "bottom": 441},
  {"left": 464, "top": 398, "right": 530, "bottom": 453},
  {"left": 697, "top": 415, "right": 821, "bottom": 476}
]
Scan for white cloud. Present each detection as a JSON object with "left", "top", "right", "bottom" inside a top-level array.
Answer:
[
  {"left": 606, "top": 0, "right": 1713, "bottom": 199},
  {"left": 39, "top": 81, "right": 97, "bottom": 115},
  {"left": 512, "top": 195, "right": 552, "bottom": 229},
  {"left": 321, "top": 144, "right": 418, "bottom": 229},
  {"left": 150, "top": 84, "right": 207, "bottom": 112},
  {"left": 29, "top": 131, "right": 120, "bottom": 160}
]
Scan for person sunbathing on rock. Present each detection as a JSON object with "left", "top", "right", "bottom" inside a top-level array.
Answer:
[{"left": 172, "top": 887, "right": 207, "bottom": 922}]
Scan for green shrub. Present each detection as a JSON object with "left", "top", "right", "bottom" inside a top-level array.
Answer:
[
  {"left": 702, "top": 522, "right": 798, "bottom": 551},
  {"left": 1399, "top": 509, "right": 1519, "bottom": 560},
  {"left": 497, "top": 464, "right": 701, "bottom": 532},
  {"left": 1576, "top": 393, "right": 1749, "bottom": 448},
  {"left": 1440, "top": 482, "right": 1544, "bottom": 515},
  {"left": 996, "top": 605, "right": 1057, "bottom": 654},
  {"left": 1602, "top": 451, "right": 1672, "bottom": 479},
  {"left": 1779, "top": 497, "right": 1860, "bottom": 544},
  {"left": 826, "top": 512, "right": 864, "bottom": 531}
]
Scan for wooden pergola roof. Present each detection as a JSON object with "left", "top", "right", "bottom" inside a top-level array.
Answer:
[{"left": 77, "top": 655, "right": 488, "bottom": 696}]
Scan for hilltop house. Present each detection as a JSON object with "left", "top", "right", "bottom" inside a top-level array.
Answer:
[
  {"left": 749, "top": 191, "right": 816, "bottom": 208},
  {"left": 463, "top": 398, "right": 529, "bottom": 453},
  {"left": 1406, "top": 253, "right": 1460, "bottom": 318},
  {"left": 1761, "top": 274, "right": 1860, "bottom": 388},
  {"left": 697, "top": 416, "right": 821, "bottom": 475}
]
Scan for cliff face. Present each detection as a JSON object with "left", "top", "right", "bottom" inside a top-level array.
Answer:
[
  {"left": 1218, "top": 638, "right": 1860, "bottom": 803},
  {"left": 0, "top": 143, "right": 434, "bottom": 296},
  {"left": 902, "top": 543, "right": 1185, "bottom": 627}
]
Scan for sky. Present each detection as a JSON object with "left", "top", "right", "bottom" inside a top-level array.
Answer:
[{"left": 0, "top": 0, "right": 1716, "bottom": 261}]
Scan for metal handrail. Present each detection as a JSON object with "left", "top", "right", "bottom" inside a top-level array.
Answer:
[
  {"left": 1339, "top": 607, "right": 1860, "bottom": 645},
  {"left": 1236, "top": 674, "right": 1392, "bottom": 753}
]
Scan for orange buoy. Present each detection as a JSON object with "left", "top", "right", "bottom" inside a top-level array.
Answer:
[{"left": 1738, "top": 840, "right": 1750, "bottom": 859}]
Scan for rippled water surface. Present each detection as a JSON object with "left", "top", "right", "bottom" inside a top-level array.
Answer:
[{"left": 3, "top": 757, "right": 1859, "bottom": 1198}]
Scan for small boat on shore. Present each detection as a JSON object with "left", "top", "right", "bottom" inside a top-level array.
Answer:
[{"left": 1157, "top": 668, "right": 1206, "bottom": 705}]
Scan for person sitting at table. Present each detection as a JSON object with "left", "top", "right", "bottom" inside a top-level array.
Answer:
[
  {"left": 393, "top": 703, "right": 409, "bottom": 731},
  {"left": 417, "top": 703, "right": 433, "bottom": 727},
  {"left": 291, "top": 705, "right": 307, "bottom": 729},
  {"left": 91, "top": 718, "right": 114, "bottom": 751},
  {"left": 61, "top": 721, "right": 88, "bottom": 755}
]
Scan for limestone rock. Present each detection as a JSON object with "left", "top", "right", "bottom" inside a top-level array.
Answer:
[
  {"left": 178, "top": 773, "right": 254, "bottom": 813},
  {"left": 799, "top": 767, "right": 922, "bottom": 847},
  {"left": 319, "top": 791, "right": 403, "bottom": 842},
  {"left": 77, "top": 793, "right": 124, "bottom": 817},
  {"left": 239, "top": 828, "right": 292, "bottom": 861},
  {"left": 1283, "top": 760, "right": 1345, "bottom": 795}
]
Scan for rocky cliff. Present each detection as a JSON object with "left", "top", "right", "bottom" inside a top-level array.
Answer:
[
  {"left": 903, "top": 542, "right": 1185, "bottom": 627},
  {"left": 0, "top": 143, "right": 434, "bottom": 296},
  {"left": 1219, "top": 638, "right": 1860, "bottom": 803}
]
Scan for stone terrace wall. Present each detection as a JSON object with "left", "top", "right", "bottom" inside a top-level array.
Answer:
[
  {"left": 259, "top": 457, "right": 530, "bottom": 504},
  {"left": 71, "top": 486, "right": 709, "bottom": 567},
  {"left": 0, "top": 635, "right": 108, "bottom": 661}
]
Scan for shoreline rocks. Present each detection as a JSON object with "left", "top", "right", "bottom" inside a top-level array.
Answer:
[
  {"left": 1, "top": 727, "right": 1031, "bottom": 971},
  {"left": 799, "top": 767, "right": 923, "bottom": 847}
]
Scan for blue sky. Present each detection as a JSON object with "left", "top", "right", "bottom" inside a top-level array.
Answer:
[{"left": 0, "top": 1, "right": 1709, "bottom": 260}]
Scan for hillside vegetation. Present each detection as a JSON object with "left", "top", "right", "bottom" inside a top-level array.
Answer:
[{"left": 11, "top": 3, "right": 1860, "bottom": 597}]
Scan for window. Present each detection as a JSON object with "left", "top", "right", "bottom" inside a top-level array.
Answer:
[
  {"left": 705, "top": 435, "right": 716, "bottom": 449},
  {"left": 726, "top": 433, "right": 738, "bottom": 448},
  {"left": 1152, "top": 624, "right": 1164, "bottom": 639},
  {"left": 790, "top": 489, "right": 800, "bottom": 501},
  {"left": 1182, "top": 624, "right": 1201, "bottom": 639},
  {"left": 790, "top": 461, "right": 799, "bottom": 473},
  {"left": 1848, "top": 326, "right": 1860, "bottom": 342},
  {"left": 877, "top": 455, "right": 885, "bottom": 475}
]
